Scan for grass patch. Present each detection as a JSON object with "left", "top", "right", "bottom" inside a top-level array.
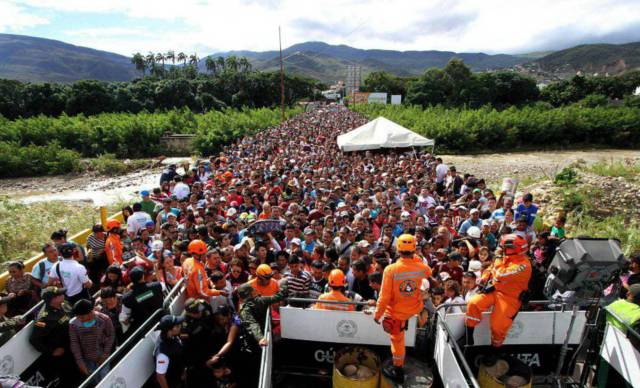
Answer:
[
  {"left": 88, "top": 154, "right": 151, "bottom": 175},
  {"left": 554, "top": 167, "right": 578, "bottom": 185},
  {"left": 587, "top": 159, "right": 640, "bottom": 180},
  {"left": 0, "top": 197, "right": 127, "bottom": 266},
  {"left": 570, "top": 214, "right": 640, "bottom": 256}
]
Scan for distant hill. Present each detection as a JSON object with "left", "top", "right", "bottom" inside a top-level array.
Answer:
[
  {"left": 0, "top": 34, "right": 138, "bottom": 82},
  {"left": 533, "top": 42, "right": 640, "bottom": 75},
  {"left": 207, "top": 41, "right": 530, "bottom": 83}
]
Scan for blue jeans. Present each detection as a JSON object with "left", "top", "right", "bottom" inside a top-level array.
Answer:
[{"left": 85, "top": 359, "right": 110, "bottom": 384}]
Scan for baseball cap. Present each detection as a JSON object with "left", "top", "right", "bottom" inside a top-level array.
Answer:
[
  {"left": 303, "top": 227, "right": 314, "bottom": 235},
  {"left": 145, "top": 220, "right": 155, "bottom": 227},
  {"left": 470, "top": 208, "right": 479, "bottom": 214},
  {"left": 141, "top": 190, "right": 150, "bottom": 197},
  {"left": 237, "top": 283, "right": 255, "bottom": 299},
  {"left": 158, "top": 315, "right": 185, "bottom": 331},
  {"left": 41, "top": 286, "right": 66, "bottom": 302},
  {"left": 468, "top": 260, "right": 482, "bottom": 272},
  {"left": 152, "top": 240, "right": 164, "bottom": 252},
  {"left": 257, "top": 264, "right": 273, "bottom": 278}
]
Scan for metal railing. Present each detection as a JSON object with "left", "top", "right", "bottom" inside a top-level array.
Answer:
[
  {"left": 78, "top": 279, "right": 185, "bottom": 388},
  {"left": 258, "top": 307, "right": 273, "bottom": 388},
  {"left": 287, "top": 297, "right": 372, "bottom": 307},
  {"left": 435, "top": 309, "right": 481, "bottom": 388}
]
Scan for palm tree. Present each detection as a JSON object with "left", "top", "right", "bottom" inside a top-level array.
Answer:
[
  {"left": 226, "top": 55, "right": 239, "bottom": 72},
  {"left": 165, "top": 50, "right": 175, "bottom": 66},
  {"left": 205, "top": 57, "right": 217, "bottom": 76},
  {"left": 131, "top": 52, "right": 146, "bottom": 77},
  {"left": 189, "top": 53, "right": 199, "bottom": 74},
  {"left": 145, "top": 52, "right": 156, "bottom": 76},
  {"left": 177, "top": 52, "right": 187, "bottom": 67},
  {"left": 216, "top": 56, "right": 226, "bottom": 73},
  {"left": 239, "top": 57, "right": 252, "bottom": 73},
  {"left": 155, "top": 52, "right": 166, "bottom": 77}
]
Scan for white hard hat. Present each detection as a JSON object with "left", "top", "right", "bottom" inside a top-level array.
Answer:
[{"left": 467, "top": 226, "right": 481, "bottom": 239}]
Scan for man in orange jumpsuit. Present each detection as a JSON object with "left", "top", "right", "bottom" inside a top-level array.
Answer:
[
  {"left": 185, "top": 240, "right": 227, "bottom": 300},
  {"left": 461, "top": 234, "right": 532, "bottom": 352},
  {"left": 247, "top": 264, "right": 280, "bottom": 297},
  {"left": 105, "top": 219, "right": 123, "bottom": 265},
  {"left": 374, "top": 234, "right": 432, "bottom": 382},
  {"left": 314, "top": 269, "right": 355, "bottom": 311}
]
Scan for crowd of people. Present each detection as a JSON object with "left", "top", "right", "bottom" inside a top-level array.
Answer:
[{"left": 1, "top": 105, "right": 638, "bottom": 387}]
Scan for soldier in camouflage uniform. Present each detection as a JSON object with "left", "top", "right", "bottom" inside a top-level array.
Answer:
[
  {"left": 0, "top": 295, "right": 25, "bottom": 346},
  {"left": 236, "top": 282, "right": 289, "bottom": 387},
  {"left": 29, "top": 286, "right": 75, "bottom": 385}
]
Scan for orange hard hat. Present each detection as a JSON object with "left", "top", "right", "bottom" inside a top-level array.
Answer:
[
  {"left": 396, "top": 234, "right": 417, "bottom": 252},
  {"left": 500, "top": 234, "right": 528, "bottom": 255},
  {"left": 106, "top": 219, "right": 121, "bottom": 231},
  {"left": 224, "top": 171, "right": 233, "bottom": 180},
  {"left": 328, "top": 269, "right": 346, "bottom": 287},
  {"left": 256, "top": 264, "right": 273, "bottom": 278},
  {"left": 188, "top": 239, "right": 208, "bottom": 255}
]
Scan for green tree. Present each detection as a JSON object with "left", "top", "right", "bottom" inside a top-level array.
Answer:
[
  {"left": 405, "top": 68, "right": 452, "bottom": 107},
  {"left": 131, "top": 52, "right": 146, "bottom": 77},
  {"left": 361, "top": 71, "right": 406, "bottom": 95}
]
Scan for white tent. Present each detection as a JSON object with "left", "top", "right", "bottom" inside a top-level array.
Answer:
[{"left": 337, "top": 116, "right": 434, "bottom": 152}]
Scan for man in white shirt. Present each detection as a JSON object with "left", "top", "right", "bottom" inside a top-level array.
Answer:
[
  {"left": 47, "top": 243, "right": 92, "bottom": 305},
  {"left": 172, "top": 176, "right": 190, "bottom": 200},
  {"left": 127, "top": 203, "right": 152, "bottom": 238}
]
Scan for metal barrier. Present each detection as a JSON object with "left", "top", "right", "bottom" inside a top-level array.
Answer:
[
  {"left": 79, "top": 279, "right": 185, "bottom": 388},
  {"left": 258, "top": 307, "right": 273, "bottom": 388},
  {"left": 434, "top": 309, "right": 481, "bottom": 388},
  {"left": 287, "top": 297, "right": 371, "bottom": 307}
]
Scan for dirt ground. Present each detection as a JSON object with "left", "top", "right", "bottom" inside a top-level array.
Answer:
[{"left": 0, "top": 150, "right": 638, "bottom": 204}]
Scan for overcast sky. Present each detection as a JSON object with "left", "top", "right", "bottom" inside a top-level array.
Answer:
[{"left": 2, "top": 0, "right": 640, "bottom": 56}]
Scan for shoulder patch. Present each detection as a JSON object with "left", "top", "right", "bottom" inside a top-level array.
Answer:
[{"left": 35, "top": 321, "right": 46, "bottom": 328}]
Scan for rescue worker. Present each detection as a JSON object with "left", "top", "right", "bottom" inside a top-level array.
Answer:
[
  {"left": 29, "top": 286, "right": 74, "bottom": 385},
  {"left": 237, "top": 282, "right": 289, "bottom": 387},
  {"left": 185, "top": 240, "right": 227, "bottom": 300},
  {"left": 105, "top": 219, "right": 123, "bottom": 266},
  {"left": 461, "top": 234, "right": 532, "bottom": 352},
  {"left": 120, "top": 267, "right": 163, "bottom": 336},
  {"left": 314, "top": 269, "right": 355, "bottom": 311},
  {"left": 154, "top": 314, "right": 186, "bottom": 388},
  {"left": 374, "top": 234, "right": 432, "bottom": 382},
  {"left": 181, "top": 298, "right": 217, "bottom": 386},
  {"left": 247, "top": 264, "right": 279, "bottom": 297}
]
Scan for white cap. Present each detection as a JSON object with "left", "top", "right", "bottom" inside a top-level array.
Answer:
[
  {"left": 470, "top": 208, "right": 479, "bottom": 214},
  {"left": 468, "top": 260, "right": 482, "bottom": 272},
  {"left": 226, "top": 208, "right": 237, "bottom": 217},
  {"left": 401, "top": 211, "right": 411, "bottom": 219},
  {"left": 290, "top": 238, "right": 302, "bottom": 246},
  {"left": 152, "top": 240, "right": 164, "bottom": 251}
]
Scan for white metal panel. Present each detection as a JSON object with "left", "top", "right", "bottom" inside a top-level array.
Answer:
[
  {"left": 600, "top": 323, "right": 640, "bottom": 387},
  {"left": 434, "top": 322, "right": 470, "bottom": 388},
  {"left": 368, "top": 93, "right": 388, "bottom": 104},
  {"left": 96, "top": 329, "right": 159, "bottom": 388},
  {"left": 280, "top": 307, "right": 416, "bottom": 346},
  {"left": 258, "top": 311, "right": 273, "bottom": 388},
  {"left": 443, "top": 310, "right": 586, "bottom": 346},
  {"left": 0, "top": 321, "right": 40, "bottom": 376},
  {"left": 391, "top": 95, "right": 402, "bottom": 105}
]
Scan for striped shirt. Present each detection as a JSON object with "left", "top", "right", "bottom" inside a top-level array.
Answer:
[
  {"left": 86, "top": 234, "right": 105, "bottom": 257},
  {"left": 285, "top": 271, "right": 311, "bottom": 296},
  {"left": 69, "top": 312, "right": 115, "bottom": 366}
]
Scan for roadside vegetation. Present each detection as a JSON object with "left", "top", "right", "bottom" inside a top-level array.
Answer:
[{"left": 0, "top": 107, "right": 301, "bottom": 177}]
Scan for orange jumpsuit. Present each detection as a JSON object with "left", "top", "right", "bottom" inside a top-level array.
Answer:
[
  {"left": 314, "top": 290, "right": 355, "bottom": 311},
  {"left": 375, "top": 256, "right": 432, "bottom": 367},
  {"left": 247, "top": 277, "right": 279, "bottom": 297},
  {"left": 185, "top": 260, "right": 223, "bottom": 299},
  {"left": 465, "top": 253, "right": 532, "bottom": 347},
  {"left": 105, "top": 234, "right": 123, "bottom": 265}
]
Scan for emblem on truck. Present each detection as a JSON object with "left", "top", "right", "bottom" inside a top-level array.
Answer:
[{"left": 336, "top": 320, "right": 358, "bottom": 338}]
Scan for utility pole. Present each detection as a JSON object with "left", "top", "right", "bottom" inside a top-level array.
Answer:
[{"left": 279, "top": 26, "right": 285, "bottom": 123}]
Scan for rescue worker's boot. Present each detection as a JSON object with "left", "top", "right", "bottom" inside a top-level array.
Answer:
[
  {"left": 457, "top": 325, "right": 475, "bottom": 348},
  {"left": 383, "top": 363, "right": 405, "bottom": 383}
]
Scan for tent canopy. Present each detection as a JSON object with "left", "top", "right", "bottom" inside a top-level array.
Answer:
[{"left": 337, "top": 116, "right": 435, "bottom": 152}]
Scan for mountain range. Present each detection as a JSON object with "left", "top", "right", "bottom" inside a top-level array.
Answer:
[{"left": 1, "top": 33, "right": 639, "bottom": 83}]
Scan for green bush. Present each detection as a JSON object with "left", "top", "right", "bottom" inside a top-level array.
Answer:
[
  {"left": 0, "top": 141, "right": 81, "bottom": 177},
  {"left": 354, "top": 104, "right": 640, "bottom": 152},
  {"left": 587, "top": 159, "right": 640, "bottom": 180},
  {"left": 554, "top": 167, "right": 578, "bottom": 185},
  {"left": 89, "top": 154, "right": 149, "bottom": 175}
]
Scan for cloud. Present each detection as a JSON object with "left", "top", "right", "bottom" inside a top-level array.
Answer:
[
  {"left": 0, "top": 2, "right": 48, "bottom": 32},
  {"left": 8, "top": 0, "right": 640, "bottom": 56}
]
